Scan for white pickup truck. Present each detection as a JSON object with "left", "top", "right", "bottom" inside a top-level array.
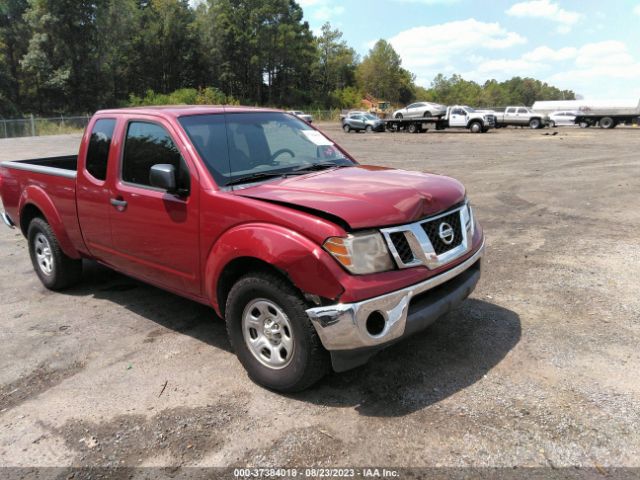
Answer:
[
  {"left": 385, "top": 105, "right": 496, "bottom": 133},
  {"left": 493, "top": 106, "right": 549, "bottom": 129}
]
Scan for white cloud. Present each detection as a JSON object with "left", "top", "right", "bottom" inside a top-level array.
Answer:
[
  {"left": 313, "top": 5, "right": 344, "bottom": 21},
  {"left": 389, "top": 19, "right": 526, "bottom": 84},
  {"left": 522, "top": 46, "right": 577, "bottom": 62},
  {"left": 506, "top": 0, "right": 582, "bottom": 33},
  {"left": 474, "top": 58, "right": 545, "bottom": 75},
  {"left": 391, "top": 0, "right": 459, "bottom": 4},
  {"left": 634, "top": 4, "right": 640, "bottom": 15}
]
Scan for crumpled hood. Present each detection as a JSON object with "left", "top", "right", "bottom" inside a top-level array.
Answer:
[{"left": 233, "top": 166, "right": 466, "bottom": 230}]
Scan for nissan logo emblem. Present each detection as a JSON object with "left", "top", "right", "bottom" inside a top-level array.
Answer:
[{"left": 438, "top": 222, "right": 455, "bottom": 245}]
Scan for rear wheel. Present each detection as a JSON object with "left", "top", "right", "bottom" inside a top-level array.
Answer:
[
  {"left": 225, "top": 271, "right": 329, "bottom": 392},
  {"left": 28, "top": 217, "right": 82, "bottom": 290},
  {"left": 342, "top": 124, "right": 351, "bottom": 133},
  {"left": 579, "top": 121, "right": 590, "bottom": 128},
  {"left": 469, "top": 121, "right": 483, "bottom": 133},
  {"left": 395, "top": 113, "right": 403, "bottom": 119},
  {"left": 600, "top": 116, "right": 615, "bottom": 129},
  {"left": 529, "top": 118, "right": 541, "bottom": 129},
  {"left": 549, "top": 121, "right": 556, "bottom": 128},
  {"left": 423, "top": 111, "right": 431, "bottom": 118},
  {"left": 407, "top": 123, "right": 418, "bottom": 134}
]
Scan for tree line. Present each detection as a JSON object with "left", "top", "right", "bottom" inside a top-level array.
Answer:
[{"left": 0, "top": 0, "right": 575, "bottom": 117}]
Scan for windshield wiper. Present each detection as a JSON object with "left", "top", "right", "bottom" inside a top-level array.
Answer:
[
  {"left": 225, "top": 172, "right": 288, "bottom": 187},
  {"left": 291, "top": 162, "right": 348, "bottom": 173},
  {"left": 226, "top": 162, "right": 350, "bottom": 187}
]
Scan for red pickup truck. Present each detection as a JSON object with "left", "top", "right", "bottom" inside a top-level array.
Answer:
[{"left": 0, "top": 106, "right": 484, "bottom": 391}]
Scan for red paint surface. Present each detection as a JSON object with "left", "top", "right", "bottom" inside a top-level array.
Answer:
[{"left": 0, "top": 106, "right": 484, "bottom": 311}]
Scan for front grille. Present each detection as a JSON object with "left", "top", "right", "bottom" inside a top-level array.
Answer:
[
  {"left": 421, "top": 211, "right": 463, "bottom": 255},
  {"left": 389, "top": 232, "right": 414, "bottom": 263}
]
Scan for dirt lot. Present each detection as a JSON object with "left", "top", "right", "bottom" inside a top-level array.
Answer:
[{"left": 0, "top": 125, "right": 639, "bottom": 474}]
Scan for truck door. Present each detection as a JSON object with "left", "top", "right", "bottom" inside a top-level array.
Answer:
[
  {"left": 517, "top": 108, "right": 529, "bottom": 125},
  {"left": 76, "top": 117, "right": 118, "bottom": 258},
  {"left": 504, "top": 107, "right": 517, "bottom": 124},
  {"left": 449, "top": 108, "right": 467, "bottom": 127},
  {"left": 107, "top": 118, "right": 201, "bottom": 297}
]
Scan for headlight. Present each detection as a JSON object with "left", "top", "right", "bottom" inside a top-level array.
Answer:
[{"left": 323, "top": 232, "right": 394, "bottom": 274}]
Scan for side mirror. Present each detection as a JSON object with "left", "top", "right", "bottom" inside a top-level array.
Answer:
[{"left": 149, "top": 164, "right": 177, "bottom": 193}]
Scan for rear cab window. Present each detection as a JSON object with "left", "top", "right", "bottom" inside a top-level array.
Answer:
[{"left": 86, "top": 119, "right": 116, "bottom": 180}]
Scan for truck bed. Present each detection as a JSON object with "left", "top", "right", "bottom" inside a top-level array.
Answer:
[
  {"left": 2, "top": 155, "right": 77, "bottom": 177},
  {"left": 0, "top": 155, "right": 83, "bottom": 255}
]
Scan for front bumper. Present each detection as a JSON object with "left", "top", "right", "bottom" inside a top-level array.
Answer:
[
  {"left": 1, "top": 211, "right": 15, "bottom": 229},
  {"left": 307, "top": 241, "right": 484, "bottom": 370}
]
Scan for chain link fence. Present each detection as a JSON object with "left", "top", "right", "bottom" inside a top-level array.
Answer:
[
  {"left": 0, "top": 110, "right": 347, "bottom": 139},
  {"left": 0, "top": 115, "right": 90, "bottom": 139}
]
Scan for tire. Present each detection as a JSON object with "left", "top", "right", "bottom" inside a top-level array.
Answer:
[
  {"left": 225, "top": 271, "right": 329, "bottom": 392},
  {"left": 342, "top": 124, "right": 351, "bottom": 133},
  {"left": 27, "top": 217, "right": 82, "bottom": 290},
  {"left": 529, "top": 118, "right": 541, "bottom": 129},
  {"left": 423, "top": 111, "right": 431, "bottom": 118},
  {"left": 469, "top": 121, "right": 482, "bottom": 133},
  {"left": 549, "top": 121, "right": 556, "bottom": 128},
  {"left": 407, "top": 123, "right": 418, "bottom": 134},
  {"left": 395, "top": 113, "right": 403, "bottom": 119},
  {"left": 365, "top": 125, "right": 373, "bottom": 133},
  {"left": 579, "top": 121, "right": 590, "bottom": 128},
  {"left": 600, "top": 117, "right": 615, "bottom": 129}
]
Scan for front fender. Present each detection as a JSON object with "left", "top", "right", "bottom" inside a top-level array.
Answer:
[
  {"left": 204, "top": 223, "right": 345, "bottom": 314},
  {"left": 19, "top": 185, "right": 81, "bottom": 259}
]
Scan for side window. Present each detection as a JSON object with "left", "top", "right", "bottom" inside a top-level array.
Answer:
[
  {"left": 518, "top": 108, "right": 528, "bottom": 114},
  {"left": 122, "top": 121, "right": 189, "bottom": 190},
  {"left": 506, "top": 108, "right": 515, "bottom": 114},
  {"left": 86, "top": 119, "right": 115, "bottom": 180}
]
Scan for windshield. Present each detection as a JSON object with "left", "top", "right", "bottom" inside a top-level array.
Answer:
[
  {"left": 364, "top": 114, "right": 378, "bottom": 120},
  {"left": 179, "top": 112, "right": 354, "bottom": 187},
  {"left": 464, "top": 106, "right": 476, "bottom": 113}
]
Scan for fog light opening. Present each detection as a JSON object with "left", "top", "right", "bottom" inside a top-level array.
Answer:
[{"left": 366, "top": 311, "right": 386, "bottom": 336}]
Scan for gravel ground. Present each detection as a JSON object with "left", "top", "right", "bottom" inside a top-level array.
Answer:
[{"left": 0, "top": 125, "right": 639, "bottom": 475}]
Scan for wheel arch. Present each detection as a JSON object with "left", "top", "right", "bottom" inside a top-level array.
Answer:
[
  {"left": 18, "top": 186, "right": 81, "bottom": 259},
  {"left": 216, "top": 257, "right": 290, "bottom": 318},
  {"left": 204, "top": 223, "right": 345, "bottom": 317}
]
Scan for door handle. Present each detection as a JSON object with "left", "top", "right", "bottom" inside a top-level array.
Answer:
[{"left": 110, "top": 198, "right": 128, "bottom": 209}]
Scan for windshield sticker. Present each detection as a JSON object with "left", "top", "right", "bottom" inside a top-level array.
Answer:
[{"left": 302, "top": 130, "right": 334, "bottom": 146}]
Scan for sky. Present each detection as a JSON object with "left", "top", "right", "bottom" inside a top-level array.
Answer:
[{"left": 297, "top": 0, "right": 640, "bottom": 100}]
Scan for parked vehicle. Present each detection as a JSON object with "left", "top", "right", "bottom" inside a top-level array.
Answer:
[
  {"left": 339, "top": 110, "right": 368, "bottom": 121},
  {"left": 548, "top": 111, "right": 577, "bottom": 127},
  {"left": 392, "top": 102, "right": 447, "bottom": 119},
  {"left": 287, "top": 110, "right": 313, "bottom": 123},
  {"left": 385, "top": 105, "right": 496, "bottom": 133},
  {"left": 342, "top": 113, "right": 385, "bottom": 133},
  {"left": 533, "top": 99, "right": 640, "bottom": 129},
  {"left": 494, "top": 106, "right": 549, "bottom": 129},
  {"left": 0, "top": 106, "right": 484, "bottom": 392}
]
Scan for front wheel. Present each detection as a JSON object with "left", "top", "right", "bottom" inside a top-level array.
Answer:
[
  {"left": 342, "top": 124, "right": 351, "bottom": 133},
  {"left": 365, "top": 125, "right": 373, "bottom": 133},
  {"left": 28, "top": 217, "right": 82, "bottom": 290},
  {"left": 395, "top": 113, "right": 403, "bottom": 119},
  {"left": 469, "top": 121, "right": 483, "bottom": 133},
  {"left": 407, "top": 123, "right": 418, "bottom": 134},
  {"left": 225, "top": 272, "right": 329, "bottom": 392}
]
